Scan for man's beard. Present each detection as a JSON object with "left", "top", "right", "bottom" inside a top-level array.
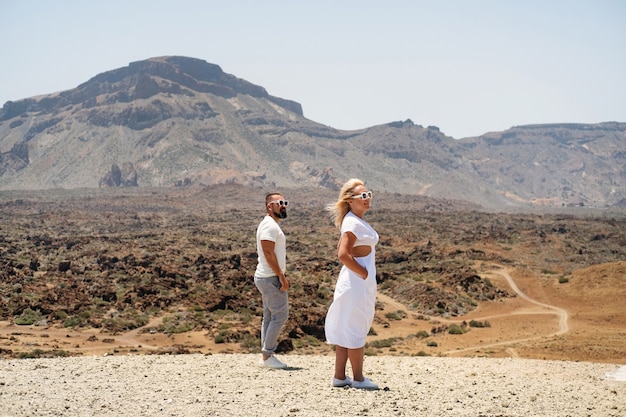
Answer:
[{"left": 274, "top": 209, "right": 287, "bottom": 219}]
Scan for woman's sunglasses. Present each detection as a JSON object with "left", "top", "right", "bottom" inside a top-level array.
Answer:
[
  {"left": 269, "top": 200, "right": 289, "bottom": 206},
  {"left": 350, "top": 191, "right": 373, "bottom": 200}
]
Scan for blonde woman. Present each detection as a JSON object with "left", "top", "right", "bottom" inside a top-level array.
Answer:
[{"left": 324, "top": 179, "right": 379, "bottom": 390}]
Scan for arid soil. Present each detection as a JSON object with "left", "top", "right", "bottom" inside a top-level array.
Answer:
[
  {"left": 1, "top": 185, "right": 625, "bottom": 364},
  {"left": 2, "top": 354, "right": 625, "bottom": 417}
]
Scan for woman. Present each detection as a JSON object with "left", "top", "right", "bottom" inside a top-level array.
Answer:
[{"left": 324, "top": 178, "right": 379, "bottom": 390}]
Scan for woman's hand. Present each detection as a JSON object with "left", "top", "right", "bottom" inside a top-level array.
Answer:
[{"left": 338, "top": 232, "right": 368, "bottom": 279}]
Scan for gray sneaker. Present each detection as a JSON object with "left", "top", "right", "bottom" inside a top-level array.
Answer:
[
  {"left": 259, "top": 355, "right": 287, "bottom": 369},
  {"left": 352, "top": 377, "right": 378, "bottom": 390},
  {"left": 332, "top": 376, "right": 353, "bottom": 387}
]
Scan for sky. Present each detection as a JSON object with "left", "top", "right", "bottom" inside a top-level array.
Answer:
[{"left": 1, "top": 1, "right": 625, "bottom": 139}]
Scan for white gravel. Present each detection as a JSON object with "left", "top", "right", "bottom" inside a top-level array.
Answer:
[{"left": 1, "top": 354, "right": 624, "bottom": 417}]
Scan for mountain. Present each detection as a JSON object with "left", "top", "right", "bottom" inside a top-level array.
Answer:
[{"left": 0, "top": 56, "right": 624, "bottom": 209}]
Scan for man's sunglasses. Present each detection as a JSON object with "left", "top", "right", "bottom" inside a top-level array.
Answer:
[
  {"left": 351, "top": 191, "right": 373, "bottom": 200},
  {"left": 269, "top": 200, "right": 289, "bottom": 207}
]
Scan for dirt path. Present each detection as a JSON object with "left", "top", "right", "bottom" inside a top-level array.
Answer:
[
  {"left": 443, "top": 266, "right": 569, "bottom": 355},
  {"left": 495, "top": 267, "right": 569, "bottom": 335},
  {"left": 373, "top": 265, "right": 571, "bottom": 357}
]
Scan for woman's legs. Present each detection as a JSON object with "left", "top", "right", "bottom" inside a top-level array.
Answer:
[
  {"left": 334, "top": 345, "right": 365, "bottom": 381},
  {"left": 347, "top": 346, "right": 365, "bottom": 381},
  {"left": 334, "top": 346, "right": 349, "bottom": 379}
]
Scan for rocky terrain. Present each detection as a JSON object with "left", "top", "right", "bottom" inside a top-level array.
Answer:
[
  {"left": 2, "top": 354, "right": 624, "bottom": 417},
  {"left": 1, "top": 185, "right": 624, "bottom": 363},
  {"left": 0, "top": 56, "right": 625, "bottom": 209}
]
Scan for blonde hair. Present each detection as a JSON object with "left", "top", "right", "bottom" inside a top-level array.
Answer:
[{"left": 326, "top": 178, "right": 364, "bottom": 228}]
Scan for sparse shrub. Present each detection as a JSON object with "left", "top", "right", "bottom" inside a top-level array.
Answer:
[
  {"left": 367, "top": 337, "right": 403, "bottom": 349},
  {"left": 238, "top": 308, "right": 252, "bottom": 324},
  {"left": 364, "top": 348, "right": 377, "bottom": 356},
  {"left": 293, "top": 335, "right": 322, "bottom": 349},
  {"left": 469, "top": 320, "right": 491, "bottom": 328},
  {"left": 15, "top": 308, "right": 41, "bottom": 325},
  {"left": 410, "top": 275, "right": 425, "bottom": 282},
  {"left": 102, "top": 309, "right": 149, "bottom": 332},
  {"left": 159, "top": 313, "right": 195, "bottom": 334},
  {"left": 239, "top": 334, "right": 260, "bottom": 351},
  {"left": 426, "top": 340, "right": 438, "bottom": 347},
  {"left": 558, "top": 276, "right": 569, "bottom": 284},
  {"left": 18, "top": 349, "right": 69, "bottom": 359},
  {"left": 385, "top": 310, "right": 408, "bottom": 321},
  {"left": 448, "top": 324, "right": 466, "bottom": 334},
  {"left": 415, "top": 330, "right": 430, "bottom": 339},
  {"left": 63, "top": 316, "right": 85, "bottom": 328},
  {"left": 465, "top": 298, "right": 478, "bottom": 307},
  {"left": 92, "top": 297, "right": 109, "bottom": 306},
  {"left": 18, "top": 349, "right": 44, "bottom": 359},
  {"left": 214, "top": 331, "right": 227, "bottom": 344},
  {"left": 379, "top": 280, "right": 394, "bottom": 290},
  {"left": 54, "top": 311, "right": 68, "bottom": 320}
]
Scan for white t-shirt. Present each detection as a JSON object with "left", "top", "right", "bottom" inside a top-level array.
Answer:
[
  {"left": 255, "top": 215, "right": 286, "bottom": 277},
  {"left": 341, "top": 211, "right": 379, "bottom": 248}
]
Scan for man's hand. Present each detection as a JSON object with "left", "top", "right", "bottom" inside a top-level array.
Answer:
[
  {"left": 261, "top": 239, "right": 288, "bottom": 290},
  {"left": 279, "top": 275, "right": 289, "bottom": 292}
]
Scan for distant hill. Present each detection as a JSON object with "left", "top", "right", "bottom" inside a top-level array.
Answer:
[{"left": 1, "top": 56, "right": 624, "bottom": 209}]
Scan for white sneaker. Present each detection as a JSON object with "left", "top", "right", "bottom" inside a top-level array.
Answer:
[
  {"left": 332, "top": 376, "right": 353, "bottom": 387},
  {"left": 352, "top": 377, "right": 379, "bottom": 390},
  {"left": 259, "top": 355, "right": 287, "bottom": 369}
]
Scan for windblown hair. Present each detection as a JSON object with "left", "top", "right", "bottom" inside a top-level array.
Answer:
[{"left": 326, "top": 178, "right": 364, "bottom": 228}]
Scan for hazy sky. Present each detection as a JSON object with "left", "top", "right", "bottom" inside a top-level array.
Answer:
[{"left": 1, "top": 1, "right": 624, "bottom": 138}]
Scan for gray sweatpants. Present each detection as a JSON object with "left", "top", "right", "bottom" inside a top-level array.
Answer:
[{"left": 254, "top": 275, "right": 289, "bottom": 356}]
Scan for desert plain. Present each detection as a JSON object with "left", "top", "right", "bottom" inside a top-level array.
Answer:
[{"left": 0, "top": 185, "right": 625, "bottom": 416}]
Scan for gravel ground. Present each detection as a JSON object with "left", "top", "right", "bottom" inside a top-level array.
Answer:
[{"left": 1, "top": 354, "right": 624, "bottom": 417}]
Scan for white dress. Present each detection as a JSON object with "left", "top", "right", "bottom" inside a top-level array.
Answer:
[{"left": 324, "top": 212, "right": 379, "bottom": 348}]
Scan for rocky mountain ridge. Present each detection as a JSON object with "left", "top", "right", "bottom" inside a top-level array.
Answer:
[{"left": 0, "top": 56, "right": 624, "bottom": 209}]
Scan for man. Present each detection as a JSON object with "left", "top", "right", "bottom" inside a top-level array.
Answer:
[{"left": 254, "top": 192, "right": 290, "bottom": 368}]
